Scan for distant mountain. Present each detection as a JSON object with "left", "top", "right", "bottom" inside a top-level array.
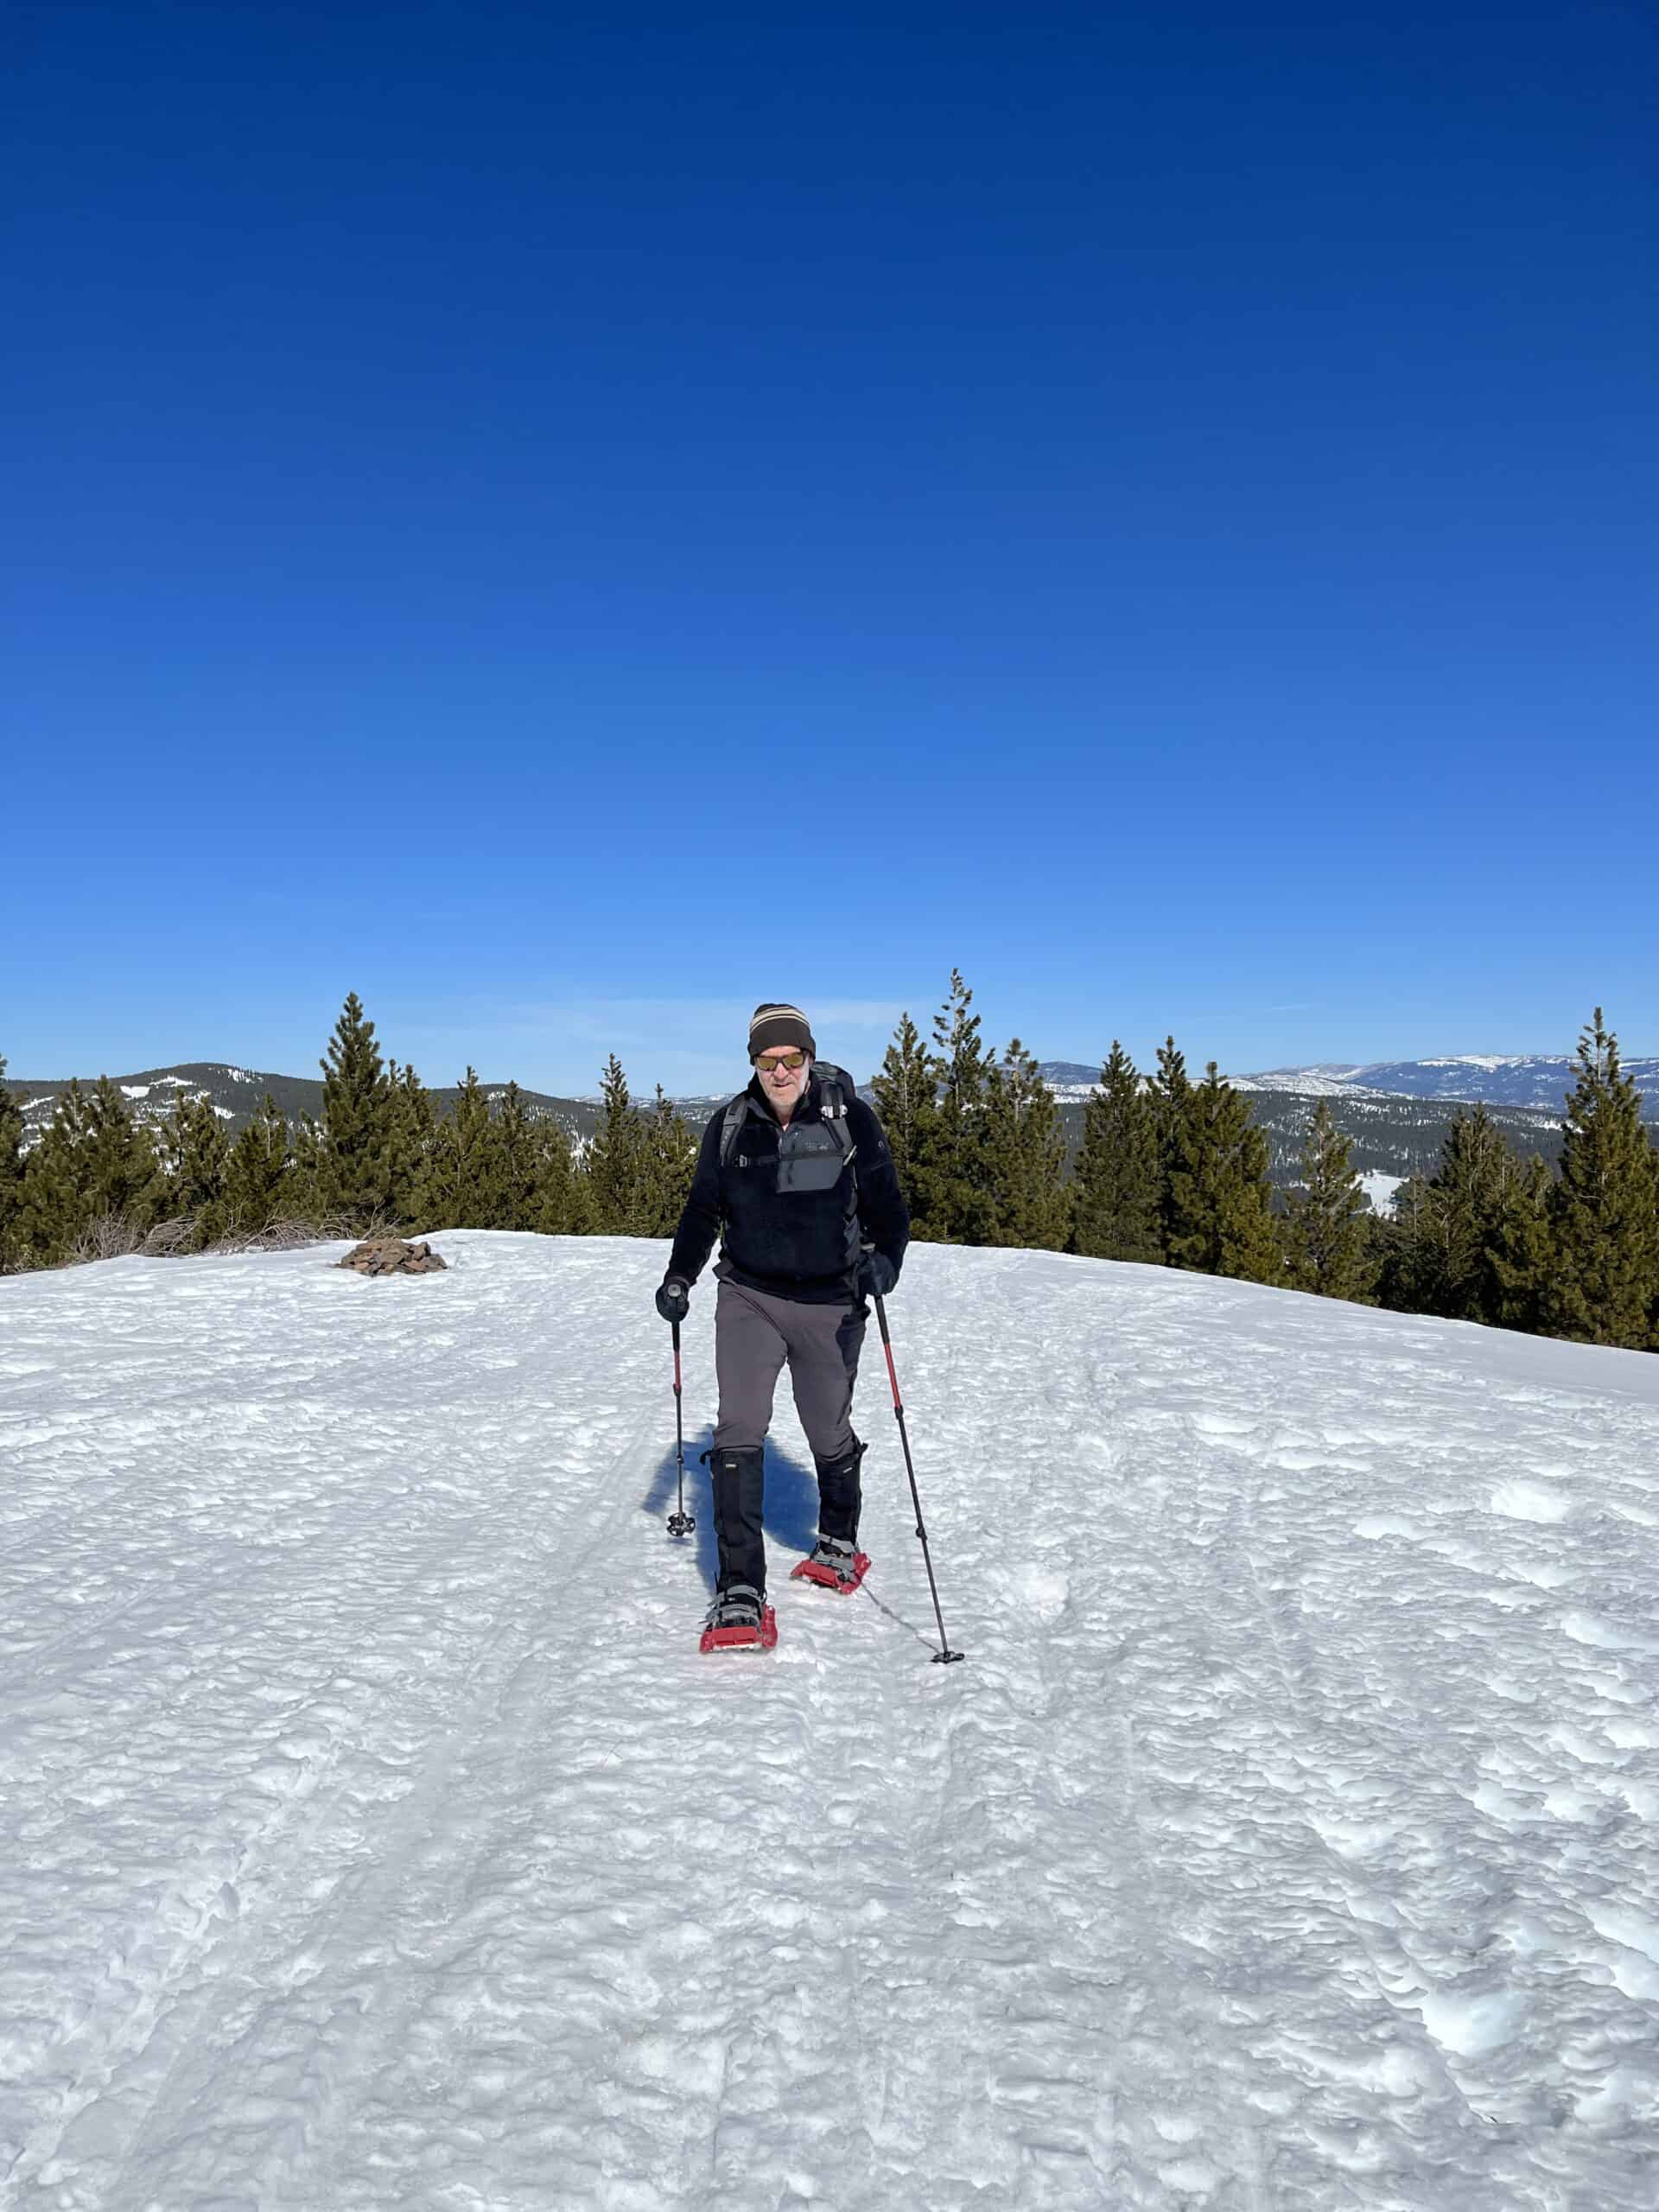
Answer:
[
  {"left": 4, "top": 1065, "right": 876, "bottom": 1156},
  {"left": 1231, "top": 1089, "right": 1564, "bottom": 1206},
  {"left": 1229, "top": 1065, "right": 1382, "bottom": 1099},
  {"left": 918, "top": 1063, "right": 1568, "bottom": 1203},
  {"left": 3, "top": 1064, "right": 595, "bottom": 1154},
  {"left": 1038, "top": 1052, "right": 1659, "bottom": 1115},
  {"left": 7, "top": 1053, "right": 1636, "bottom": 1217},
  {"left": 1033, "top": 1060, "right": 1111, "bottom": 1101},
  {"left": 1236, "top": 1055, "right": 1659, "bottom": 1116}
]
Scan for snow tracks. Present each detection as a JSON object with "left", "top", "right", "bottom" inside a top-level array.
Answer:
[{"left": 3, "top": 1234, "right": 1658, "bottom": 2209}]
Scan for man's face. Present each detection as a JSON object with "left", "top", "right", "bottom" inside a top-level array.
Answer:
[{"left": 754, "top": 1046, "right": 810, "bottom": 1115}]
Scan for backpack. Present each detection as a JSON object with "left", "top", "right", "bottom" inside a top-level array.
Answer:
[{"left": 718, "top": 1063, "right": 858, "bottom": 1191}]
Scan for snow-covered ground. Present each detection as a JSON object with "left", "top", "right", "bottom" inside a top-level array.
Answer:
[
  {"left": 1358, "top": 1170, "right": 1404, "bottom": 1216},
  {"left": 3, "top": 1236, "right": 1658, "bottom": 2210}
]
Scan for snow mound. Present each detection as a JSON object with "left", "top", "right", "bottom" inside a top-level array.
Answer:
[{"left": 3, "top": 1236, "right": 1658, "bottom": 2209}]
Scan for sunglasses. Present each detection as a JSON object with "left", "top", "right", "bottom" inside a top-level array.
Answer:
[{"left": 753, "top": 1049, "right": 807, "bottom": 1073}]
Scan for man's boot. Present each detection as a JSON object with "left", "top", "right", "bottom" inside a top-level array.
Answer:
[
  {"left": 697, "top": 1446, "right": 775, "bottom": 1650},
  {"left": 814, "top": 1436, "right": 867, "bottom": 1542},
  {"left": 792, "top": 1440, "right": 871, "bottom": 1592},
  {"left": 704, "top": 1444, "right": 767, "bottom": 1595}
]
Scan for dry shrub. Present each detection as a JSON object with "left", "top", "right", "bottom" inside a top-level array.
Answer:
[
  {"left": 140, "top": 1216, "right": 201, "bottom": 1258},
  {"left": 67, "top": 1211, "right": 148, "bottom": 1265},
  {"left": 221, "top": 1217, "right": 328, "bottom": 1254},
  {"left": 320, "top": 1209, "right": 404, "bottom": 1243},
  {"left": 54, "top": 1205, "right": 417, "bottom": 1268},
  {"left": 204, "top": 1213, "right": 406, "bottom": 1255}
]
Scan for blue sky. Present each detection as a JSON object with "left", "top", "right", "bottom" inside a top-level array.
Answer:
[{"left": 3, "top": 1, "right": 1655, "bottom": 1096}]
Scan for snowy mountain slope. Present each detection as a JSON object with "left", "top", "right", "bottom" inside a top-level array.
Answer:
[
  {"left": 1037, "top": 1054, "right": 1655, "bottom": 1113},
  {"left": 3, "top": 1238, "right": 1658, "bottom": 2209},
  {"left": 1027, "top": 1064, "right": 1571, "bottom": 1187},
  {"left": 1239, "top": 1055, "right": 1659, "bottom": 1115},
  {"left": 1014, "top": 1068, "right": 1565, "bottom": 1188},
  {"left": 4, "top": 1065, "right": 588, "bottom": 1153},
  {"left": 1231, "top": 1087, "right": 1564, "bottom": 1192},
  {"left": 1230, "top": 1065, "right": 1389, "bottom": 1099}
]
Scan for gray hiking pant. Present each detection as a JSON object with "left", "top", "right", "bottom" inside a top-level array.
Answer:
[{"left": 712, "top": 1274, "right": 865, "bottom": 1460}]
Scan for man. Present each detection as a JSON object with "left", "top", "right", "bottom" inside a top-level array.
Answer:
[{"left": 657, "top": 1002, "right": 910, "bottom": 1648}]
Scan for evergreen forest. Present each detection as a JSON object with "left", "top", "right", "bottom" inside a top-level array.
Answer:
[{"left": 3, "top": 982, "right": 1657, "bottom": 1357}]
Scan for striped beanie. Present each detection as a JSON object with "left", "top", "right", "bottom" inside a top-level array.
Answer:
[{"left": 749, "top": 1002, "right": 817, "bottom": 1059}]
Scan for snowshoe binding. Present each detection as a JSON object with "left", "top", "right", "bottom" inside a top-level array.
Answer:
[
  {"left": 699, "top": 1582, "right": 778, "bottom": 1654},
  {"left": 790, "top": 1535, "right": 870, "bottom": 1595}
]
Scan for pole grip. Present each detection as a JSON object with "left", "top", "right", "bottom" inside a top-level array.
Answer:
[{"left": 874, "top": 1284, "right": 902, "bottom": 1409}]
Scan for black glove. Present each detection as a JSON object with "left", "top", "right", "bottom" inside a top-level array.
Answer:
[
  {"left": 655, "top": 1275, "right": 690, "bottom": 1325},
  {"left": 857, "top": 1250, "right": 897, "bottom": 1300}
]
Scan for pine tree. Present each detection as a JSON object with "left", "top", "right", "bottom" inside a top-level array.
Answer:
[
  {"left": 586, "top": 1054, "right": 653, "bottom": 1235},
  {"left": 871, "top": 1012, "right": 944, "bottom": 1238},
  {"left": 1071, "top": 1041, "right": 1161, "bottom": 1263},
  {"left": 1166, "top": 1063, "right": 1279, "bottom": 1283},
  {"left": 1375, "top": 1172, "right": 1436, "bottom": 1316},
  {"left": 494, "top": 1083, "right": 545, "bottom": 1233},
  {"left": 530, "top": 1110, "right": 586, "bottom": 1236},
  {"left": 1440, "top": 1108, "right": 1513, "bottom": 1313},
  {"left": 386, "top": 1061, "right": 436, "bottom": 1224},
  {"left": 0, "top": 1057, "right": 24, "bottom": 1271},
  {"left": 314, "top": 993, "right": 402, "bottom": 1224},
  {"left": 19, "top": 1077, "right": 160, "bottom": 1261},
  {"left": 419, "top": 1068, "right": 505, "bottom": 1228},
  {"left": 19, "top": 1080, "right": 93, "bottom": 1262},
  {"left": 221, "top": 1095, "right": 293, "bottom": 1236},
  {"left": 1430, "top": 1108, "right": 1527, "bottom": 1323},
  {"left": 288, "top": 1113, "right": 324, "bottom": 1224},
  {"left": 1378, "top": 1108, "right": 1555, "bottom": 1330},
  {"left": 1152, "top": 1037, "right": 1192, "bottom": 1262},
  {"left": 85, "top": 1076, "right": 162, "bottom": 1227},
  {"left": 1489, "top": 1153, "right": 1556, "bottom": 1336},
  {"left": 1281, "top": 1100, "right": 1371, "bottom": 1300},
  {"left": 981, "top": 1040, "right": 1068, "bottom": 1249},
  {"left": 158, "top": 1091, "right": 232, "bottom": 1249},
  {"left": 929, "top": 969, "right": 995, "bottom": 1243},
  {"left": 639, "top": 1087, "right": 699, "bottom": 1236},
  {"left": 1541, "top": 1009, "right": 1659, "bottom": 1349}
]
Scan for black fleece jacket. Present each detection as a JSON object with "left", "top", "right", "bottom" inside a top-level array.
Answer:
[{"left": 666, "top": 1071, "right": 910, "bottom": 1306}]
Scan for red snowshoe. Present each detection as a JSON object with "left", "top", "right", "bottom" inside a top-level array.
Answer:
[
  {"left": 790, "top": 1536, "right": 871, "bottom": 1595},
  {"left": 699, "top": 1584, "right": 778, "bottom": 1654}
]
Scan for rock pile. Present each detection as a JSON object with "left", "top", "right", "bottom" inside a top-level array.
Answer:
[{"left": 338, "top": 1238, "right": 448, "bottom": 1277}]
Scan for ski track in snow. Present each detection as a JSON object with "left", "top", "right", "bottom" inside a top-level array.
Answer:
[{"left": 2, "top": 1236, "right": 1658, "bottom": 2209}]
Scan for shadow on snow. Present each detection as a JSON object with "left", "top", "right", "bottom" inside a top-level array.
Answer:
[{"left": 640, "top": 1435, "right": 819, "bottom": 1592}]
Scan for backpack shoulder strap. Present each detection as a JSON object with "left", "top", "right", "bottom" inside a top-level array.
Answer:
[
  {"left": 816, "top": 1065, "right": 858, "bottom": 1187},
  {"left": 717, "top": 1090, "right": 753, "bottom": 1169},
  {"left": 815, "top": 1065, "right": 849, "bottom": 1131},
  {"left": 717, "top": 1068, "right": 860, "bottom": 1184}
]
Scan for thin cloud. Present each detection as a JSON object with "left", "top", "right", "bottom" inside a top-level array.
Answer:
[
  {"left": 391, "top": 996, "right": 918, "bottom": 1095},
  {"left": 479, "top": 997, "right": 913, "bottom": 1040}
]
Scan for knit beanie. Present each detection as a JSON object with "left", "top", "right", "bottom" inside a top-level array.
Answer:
[{"left": 748, "top": 1002, "right": 817, "bottom": 1059}]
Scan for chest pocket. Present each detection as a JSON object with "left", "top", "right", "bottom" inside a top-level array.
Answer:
[{"left": 776, "top": 1120, "right": 855, "bottom": 1195}]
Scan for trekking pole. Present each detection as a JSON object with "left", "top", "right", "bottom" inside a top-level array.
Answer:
[
  {"left": 667, "top": 1320, "right": 696, "bottom": 1539},
  {"left": 873, "top": 1292, "right": 963, "bottom": 1664}
]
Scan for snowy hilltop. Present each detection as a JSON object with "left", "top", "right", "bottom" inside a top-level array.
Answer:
[
  {"left": 3, "top": 1234, "right": 1658, "bottom": 2209},
  {"left": 1235, "top": 1055, "right": 1659, "bottom": 1114}
]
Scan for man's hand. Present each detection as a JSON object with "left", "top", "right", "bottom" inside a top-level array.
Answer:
[
  {"left": 655, "top": 1275, "right": 691, "bottom": 1325},
  {"left": 857, "top": 1251, "right": 897, "bottom": 1300}
]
